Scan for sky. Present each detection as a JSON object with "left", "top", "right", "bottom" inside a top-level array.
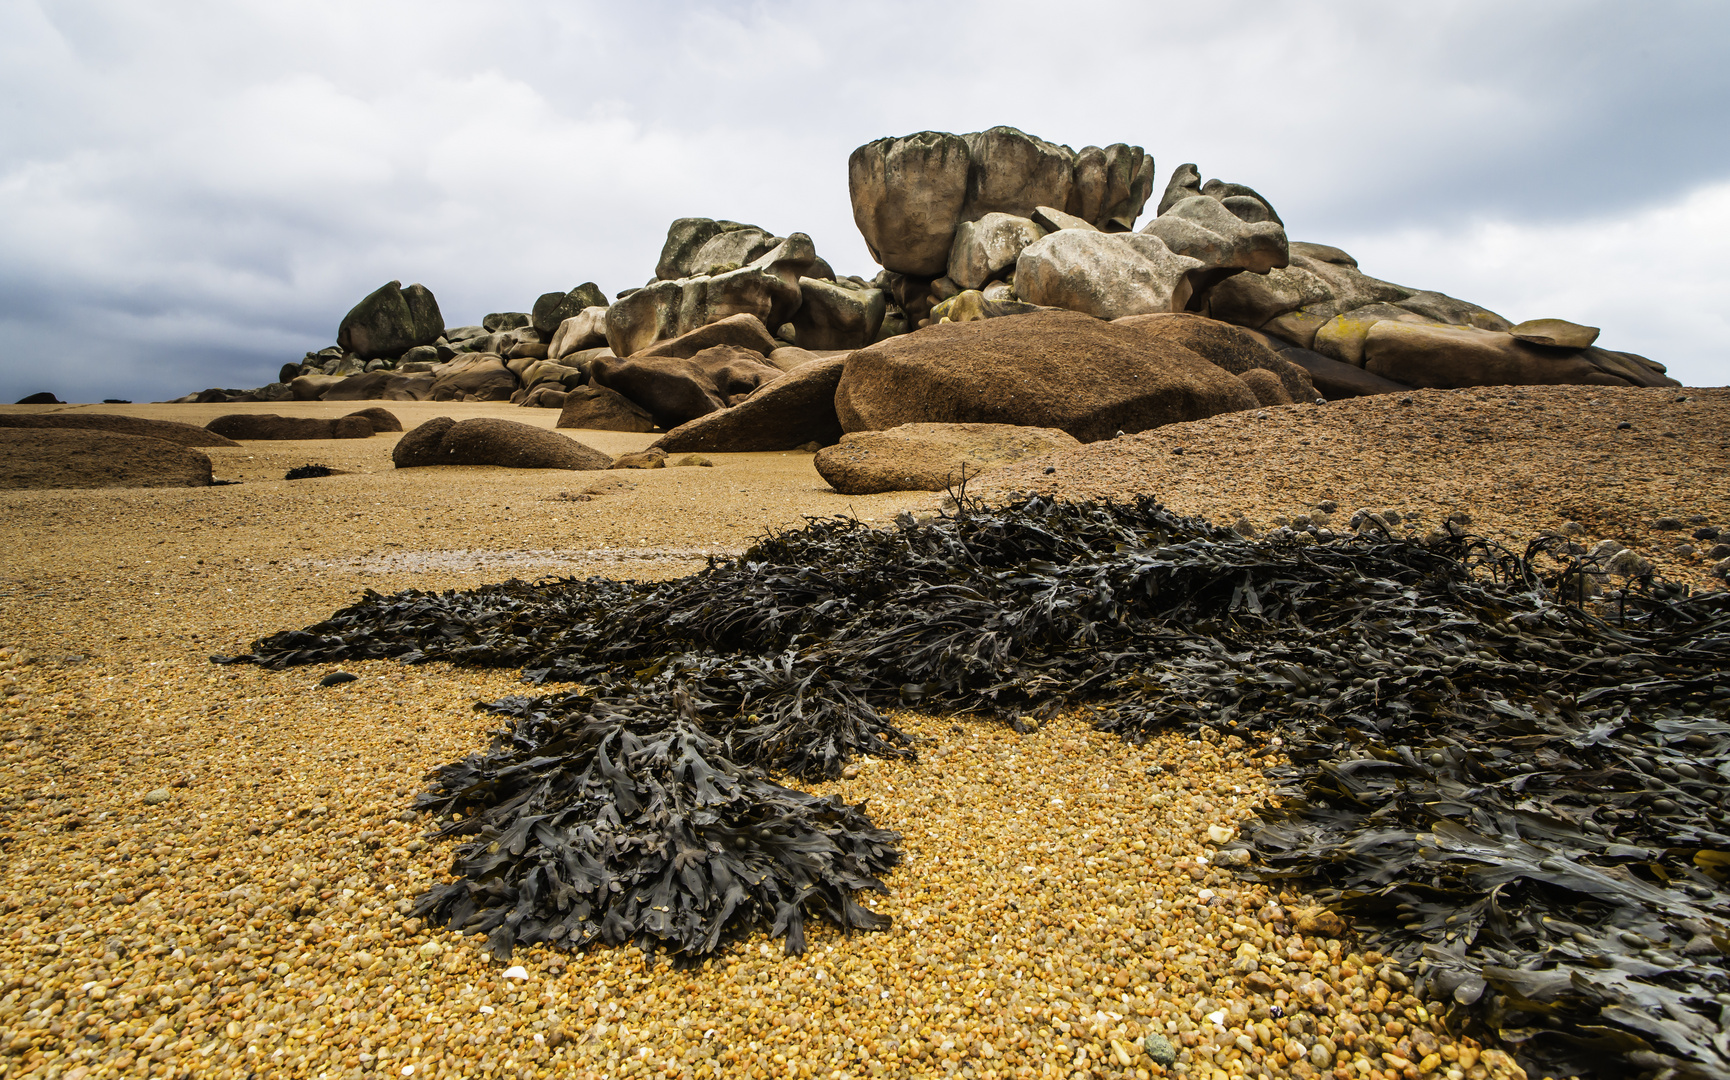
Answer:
[{"left": 2, "top": 0, "right": 1727, "bottom": 404}]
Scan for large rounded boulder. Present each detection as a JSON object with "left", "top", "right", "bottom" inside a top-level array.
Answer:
[
  {"left": 833, "top": 310, "right": 1258, "bottom": 443},
  {"left": 590, "top": 345, "right": 783, "bottom": 431},
  {"left": 393, "top": 418, "right": 610, "bottom": 470},
  {"left": 0, "top": 429, "right": 214, "bottom": 490},
  {"left": 814, "top": 422, "right": 1080, "bottom": 495},
  {"left": 336, "top": 281, "right": 445, "bottom": 360}
]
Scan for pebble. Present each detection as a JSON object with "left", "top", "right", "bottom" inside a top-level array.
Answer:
[{"left": 141, "top": 788, "right": 171, "bottom": 805}]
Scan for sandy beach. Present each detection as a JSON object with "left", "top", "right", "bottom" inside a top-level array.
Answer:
[{"left": 1, "top": 386, "right": 1724, "bottom": 1080}]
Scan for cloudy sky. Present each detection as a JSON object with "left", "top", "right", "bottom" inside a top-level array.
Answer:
[{"left": 2, "top": 0, "right": 1726, "bottom": 403}]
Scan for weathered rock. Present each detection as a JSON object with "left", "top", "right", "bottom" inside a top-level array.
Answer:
[
  {"left": 482, "top": 312, "right": 532, "bottom": 333},
  {"left": 948, "top": 213, "right": 1046, "bottom": 290},
  {"left": 687, "top": 227, "right": 778, "bottom": 277},
  {"left": 520, "top": 386, "right": 568, "bottom": 409},
  {"left": 1310, "top": 303, "right": 1427, "bottom": 367},
  {"left": 429, "top": 354, "right": 517, "bottom": 402},
  {"left": 835, "top": 309, "right": 1259, "bottom": 443},
  {"left": 0, "top": 429, "right": 214, "bottom": 490},
  {"left": 548, "top": 308, "right": 611, "bottom": 360},
  {"left": 767, "top": 346, "right": 849, "bottom": 372},
  {"left": 1031, "top": 205, "right": 1098, "bottom": 233},
  {"left": 555, "top": 384, "right": 657, "bottom": 432},
  {"left": 1141, "top": 195, "right": 1289, "bottom": 275},
  {"left": 1510, "top": 317, "right": 1600, "bottom": 349},
  {"left": 392, "top": 417, "right": 610, "bottom": 470},
  {"left": 336, "top": 281, "right": 444, "bottom": 360},
  {"left": 507, "top": 342, "right": 550, "bottom": 362},
  {"left": 610, "top": 448, "right": 667, "bottom": 470},
  {"left": 849, "top": 131, "right": 973, "bottom": 276},
  {"left": 400, "top": 344, "right": 441, "bottom": 366},
  {"left": 591, "top": 345, "right": 783, "bottom": 430},
  {"left": 653, "top": 355, "right": 847, "bottom": 454},
  {"left": 204, "top": 414, "right": 375, "bottom": 440},
  {"left": 1015, "top": 230, "right": 1203, "bottom": 319},
  {"left": 1274, "top": 345, "right": 1416, "bottom": 400},
  {"left": 381, "top": 373, "right": 436, "bottom": 401},
  {"left": 316, "top": 371, "right": 395, "bottom": 401},
  {"left": 634, "top": 313, "right": 780, "bottom": 360},
  {"left": 343, "top": 407, "right": 403, "bottom": 432},
  {"left": 1236, "top": 368, "right": 1293, "bottom": 406},
  {"left": 531, "top": 284, "right": 608, "bottom": 337},
  {"left": 605, "top": 243, "right": 807, "bottom": 358},
  {"left": 0, "top": 413, "right": 240, "bottom": 447},
  {"left": 962, "top": 126, "right": 1075, "bottom": 222},
  {"left": 1156, "top": 164, "right": 1203, "bottom": 216},
  {"left": 15, "top": 392, "right": 63, "bottom": 405},
  {"left": 814, "top": 422, "right": 1081, "bottom": 495},
  {"left": 930, "top": 291, "right": 1045, "bottom": 323},
  {"left": 1068, "top": 143, "right": 1154, "bottom": 231},
  {"left": 1207, "top": 249, "right": 1413, "bottom": 346},
  {"left": 1396, "top": 291, "right": 1512, "bottom": 332},
  {"left": 1201, "top": 179, "right": 1284, "bottom": 226},
  {"left": 1111, "top": 313, "right": 1317, "bottom": 403},
  {"left": 655, "top": 219, "right": 763, "bottom": 281},
  {"left": 518, "top": 361, "right": 586, "bottom": 391},
  {"left": 790, "top": 277, "right": 887, "bottom": 350},
  {"left": 1363, "top": 323, "right": 1680, "bottom": 389}
]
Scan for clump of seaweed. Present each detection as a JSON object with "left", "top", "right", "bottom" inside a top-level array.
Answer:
[
  {"left": 284, "top": 464, "right": 336, "bottom": 480},
  {"left": 223, "top": 496, "right": 1730, "bottom": 1079}
]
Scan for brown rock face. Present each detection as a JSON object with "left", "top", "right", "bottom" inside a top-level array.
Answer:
[
  {"left": 1236, "top": 368, "right": 1293, "bottom": 406},
  {"left": 1112, "top": 313, "right": 1316, "bottom": 403},
  {"left": 429, "top": 355, "right": 518, "bottom": 402},
  {"left": 0, "top": 413, "right": 239, "bottom": 447},
  {"left": 342, "top": 407, "right": 403, "bottom": 432},
  {"left": 814, "top": 422, "right": 1080, "bottom": 495},
  {"left": 1362, "top": 323, "right": 1679, "bottom": 389},
  {"left": 392, "top": 418, "right": 609, "bottom": 470},
  {"left": 652, "top": 356, "right": 847, "bottom": 454},
  {"left": 834, "top": 310, "right": 1259, "bottom": 443},
  {"left": 204, "top": 414, "right": 375, "bottom": 440},
  {"left": 0, "top": 429, "right": 214, "bottom": 490},
  {"left": 591, "top": 346, "right": 783, "bottom": 431},
  {"left": 555, "top": 385, "right": 657, "bottom": 433},
  {"left": 633, "top": 313, "right": 780, "bottom": 361}
]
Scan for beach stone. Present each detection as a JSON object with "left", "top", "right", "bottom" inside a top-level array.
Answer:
[
  {"left": 1141, "top": 194, "right": 1289, "bottom": 275},
  {"left": 655, "top": 218, "right": 746, "bottom": 280},
  {"left": 1145, "top": 1034, "right": 1178, "bottom": 1066},
  {"left": 1237, "top": 368, "right": 1293, "bottom": 406},
  {"left": 205, "top": 414, "right": 375, "bottom": 440},
  {"left": 1030, "top": 205, "right": 1097, "bottom": 233},
  {"left": 789, "top": 277, "right": 887, "bottom": 350},
  {"left": 1156, "top": 163, "right": 1203, "bottom": 216},
  {"left": 1274, "top": 344, "right": 1416, "bottom": 399},
  {"left": 142, "top": 788, "right": 171, "bottom": 805},
  {"left": 289, "top": 373, "right": 347, "bottom": 401},
  {"left": 629, "top": 312, "right": 780, "bottom": 361},
  {"left": 1363, "top": 323, "right": 1680, "bottom": 389},
  {"left": 686, "top": 226, "right": 779, "bottom": 277},
  {"left": 337, "top": 281, "right": 444, "bottom": 360},
  {"left": 591, "top": 345, "right": 783, "bottom": 430},
  {"left": 848, "top": 131, "right": 972, "bottom": 276},
  {"left": 1068, "top": 142, "right": 1155, "bottom": 231},
  {"left": 1015, "top": 230, "right": 1204, "bottom": 319},
  {"left": 429, "top": 354, "right": 518, "bottom": 402},
  {"left": 1112, "top": 313, "right": 1317, "bottom": 403},
  {"left": 0, "top": 412, "right": 240, "bottom": 447},
  {"left": 343, "top": 407, "right": 403, "bottom": 432},
  {"left": 519, "top": 386, "right": 568, "bottom": 409},
  {"left": 556, "top": 385, "right": 657, "bottom": 433},
  {"left": 653, "top": 355, "right": 847, "bottom": 453},
  {"left": 767, "top": 346, "right": 848, "bottom": 372},
  {"left": 392, "top": 417, "right": 609, "bottom": 470},
  {"left": 315, "top": 370, "right": 397, "bottom": 401},
  {"left": 835, "top": 309, "right": 1259, "bottom": 443},
  {"left": 947, "top": 213, "right": 1046, "bottom": 291},
  {"left": 548, "top": 308, "right": 610, "bottom": 360},
  {"left": 380, "top": 373, "right": 436, "bottom": 401},
  {"left": 531, "top": 283, "right": 608, "bottom": 337},
  {"left": 814, "top": 422, "right": 1080, "bottom": 495},
  {"left": 606, "top": 247, "right": 810, "bottom": 357},
  {"left": 482, "top": 312, "right": 531, "bottom": 332},
  {"left": 610, "top": 448, "right": 666, "bottom": 470},
  {"left": 1510, "top": 317, "right": 1600, "bottom": 349},
  {"left": 0, "top": 429, "right": 214, "bottom": 489}
]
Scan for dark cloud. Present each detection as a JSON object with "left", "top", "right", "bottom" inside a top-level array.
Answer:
[{"left": 2, "top": 0, "right": 1726, "bottom": 404}]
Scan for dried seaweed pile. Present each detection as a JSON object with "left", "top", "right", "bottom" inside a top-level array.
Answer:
[{"left": 222, "top": 497, "right": 1730, "bottom": 1078}]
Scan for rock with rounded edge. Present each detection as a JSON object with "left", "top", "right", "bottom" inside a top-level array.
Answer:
[
  {"left": 336, "top": 281, "right": 444, "bottom": 360},
  {"left": 835, "top": 310, "right": 1259, "bottom": 443},
  {"left": 815, "top": 422, "right": 1081, "bottom": 495},
  {"left": 849, "top": 131, "right": 973, "bottom": 276},
  {"left": 343, "top": 407, "right": 402, "bottom": 432},
  {"left": 652, "top": 355, "right": 847, "bottom": 453},
  {"left": 1396, "top": 291, "right": 1511, "bottom": 332},
  {"left": 1363, "top": 322, "right": 1679, "bottom": 389},
  {"left": 381, "top": 373, "right": 435, "bottom": 401},
  {"left": 767, "top": 346, "right": 850, "bottom": 372},
  {"left": 1274, "top": 345, "right": 1416, "bottom": 400},
  {"left": 1015, "top": 230, "right": 1203, "bottom": 319},
  {"left": 520, "top": 386, "right": 568, "bottom": 409},
  {"left": 962, "top": 126, "right": 1075, "bottom": 223},
  {"left": 1031, "top": 205, "right": 1097, "bottom": 233},
  {"left": 634, "top": 313, "right": 780, "bottom": 360},
  {"left": 1309, "top": 303, "right": 1428, "bottom": 367},
  {"left": 591, "top": 345, "right": 783, "bottom": 430},
  {"left": 0, "top": 413, "right": 240, "bottom": 447},
  {"left": 610, "top": 448, "right": 666, "bottom": 470},
  {"left": 790, "top": 278, "right": 886, "bottom": 350},
  {"left": 687, "top": 227, "right": 778, "bottom": 277},
  {"left": 1236, "top": 368, "right": 1292, "bottom": 406},
  {"left": 316, "top": 371, "right": 394, "bottom": 401},
  {"left": 1510, "top": 318, "right": 1600, "bottom": 349},
  {"left": 1141, "top": 195, "right": 1289, "bottom": 275},
  {"left": 392, "top": 417, "right": 609, "bottom": 470},
  {"left": 15, "top": 391, "right": 64, "bottom": 405},
  {"left": 1068, "top": 143, "right": 1154, "bottom": 231},
  {"left": 205, "top": 414, "right": 375, "bottom": 440},
  {"left": 930, "top": 291, "right": 1046, "bottom": 323},
  {"left": 0, "top": 429, "right": 214, "bottom": 489},
  {"left": 1112, "top": 313, "right": 1316, "bottom": 403},
  {"left": 948, "top": 213, "right": 1046, "bottom": 291},
  {"left": 555, "top": 384, "right": 657, "bottom": 433},
  {"left": 429, "top": 354, "right": 517, "bottom": 402},
  {"left": 548, "top": 308, "right": 611, "bottom": 360},
  {"left": 531, "top": 284, "right": 608, "bottom": 337},
  {"left": 605, "top": 240, "right": 812, "bottom": 357}
]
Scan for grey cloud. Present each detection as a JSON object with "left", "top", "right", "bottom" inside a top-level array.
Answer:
[{"left": 2, "top": 0, "right": 1727, "bottom": 403}]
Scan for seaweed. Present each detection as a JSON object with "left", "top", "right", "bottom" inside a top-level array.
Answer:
[{"left": 221, "top": 497, "right": 1730, "bottom": 1078}]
